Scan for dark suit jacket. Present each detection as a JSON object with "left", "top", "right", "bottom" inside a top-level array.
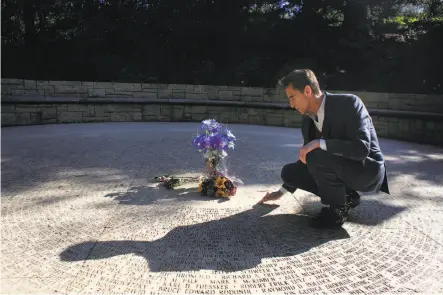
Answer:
[{"left": 302, "top": 92, "right": 390, "bottom": 194}]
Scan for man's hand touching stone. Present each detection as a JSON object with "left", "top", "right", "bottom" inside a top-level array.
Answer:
[
  {"left": 299, "top": 139, "right": 321, "bottom": 164},
  {"left": 257, "top": 191, "right": 284, "bottom": 204}
]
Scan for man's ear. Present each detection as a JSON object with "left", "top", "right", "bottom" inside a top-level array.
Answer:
[{"left": 304, "top": 85, "right": 312, "bottom": 96}]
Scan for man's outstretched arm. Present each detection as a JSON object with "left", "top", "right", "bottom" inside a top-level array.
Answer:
[{"left": 257, "top": 190, "right": 284, "bottom": 204}]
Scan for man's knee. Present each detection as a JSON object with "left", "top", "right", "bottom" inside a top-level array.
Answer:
[
  {"left": 281, "top": 164, "right": 292, "bottom": 182},
  {"left": 281, "top": 162, "right": 302, "bottom": 183},
  {"left": 306, "top": 149, "right": 329, "bottom": 171}
]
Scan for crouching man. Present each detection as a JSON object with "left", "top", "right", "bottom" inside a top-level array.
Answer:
[{"left": 258, "top": 69, "right": 389, "bottom": 228}]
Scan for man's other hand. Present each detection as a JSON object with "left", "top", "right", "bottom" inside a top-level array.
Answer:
[
  {"left": 257, "top": 191, "right": 284, "bottom": 204},
  {"left": 299, "top": 139, "right": 320, "bottom": 164}
]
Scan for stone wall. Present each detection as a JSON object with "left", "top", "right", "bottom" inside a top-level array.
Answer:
[
  {"left": 2, "top": 78, "right": 443, "bottom": 145},
  {"left": 372, "top": 117, "right": 442, "bottom": 145},
  {"left": 1, "top": 79, "right": 286, "bottom": 103},
  {"left": 0, "top": 103, "right": 302, "bottom": 128},
  {"left": 2, "top": 78, "right": 443, "bottom": 113}
]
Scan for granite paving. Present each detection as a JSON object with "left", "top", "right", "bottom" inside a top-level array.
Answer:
[{"left": 1, "top": 122, "right": 442, "bottom": 294}]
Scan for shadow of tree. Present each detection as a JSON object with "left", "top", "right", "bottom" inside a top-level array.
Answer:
[
  {"left": 1, "top": 123, "right": 301, "bottom": 198},
  {"left": 4, "top": 124, "right": 440, "bottom": 205},
  {"left": 103, "top": 184, "right": 233, "bottom": 205},
  {"left": 60, "top": 204, "right": 350, "bottom": 272},
  {"left": 347, "top": 204, "right": 406, "bottom": 226},
  {"left": 300, "top": 199, "right": 407, "bottom": 226},
  {"left": 380, "top": 142, "right": 443, "bottom": 186}
]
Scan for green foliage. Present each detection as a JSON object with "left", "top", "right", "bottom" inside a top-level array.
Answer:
[{"left": 384, "top": 15, "right": 443, "bottom": 26}]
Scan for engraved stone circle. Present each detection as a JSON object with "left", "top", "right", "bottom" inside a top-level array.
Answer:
[{"left": 1, "top": 122, "right": 442, "bottom": 294}]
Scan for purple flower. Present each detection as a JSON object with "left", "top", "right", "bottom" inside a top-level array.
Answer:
[
  {"left": 201, "top": 119, "right": 221, "bottom": 133},
  {"left": 210, "top": 133, "right": 228, "bottom": 150},
  {"left": 203, "top": 135, "right": 212, "bottom": 149},
  {"left": 224, "top": 128, "right": 236, "bottom": 140},
  {"left": 193, "top": 120, "right": 236, "bottom": 154},
  {"left": 192, "top": 134, "right": 207, "bottom": 150}
]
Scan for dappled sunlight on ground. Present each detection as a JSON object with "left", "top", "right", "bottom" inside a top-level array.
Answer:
[{"left": 1, "top": 123, "right": 442, "bottom": 294}]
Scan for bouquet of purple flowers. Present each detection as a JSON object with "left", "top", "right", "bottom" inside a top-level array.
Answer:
[
  {"left": 156, "top": 119, "right": 241, "bottom": 198},
  {"left": 192, "top": 119, "right": 236, "bottom": 165},
  {"left": 192, "top": 119, "right": 238, "bottom": 198}
]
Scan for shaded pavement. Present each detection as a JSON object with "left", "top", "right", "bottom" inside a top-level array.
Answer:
[{"left": 1, "top": 122, "right": 442, "bottom": 294}]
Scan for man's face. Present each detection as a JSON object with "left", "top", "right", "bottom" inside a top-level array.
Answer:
[{"left": 285, "top": 84, "right": 312, "bottom": 116}]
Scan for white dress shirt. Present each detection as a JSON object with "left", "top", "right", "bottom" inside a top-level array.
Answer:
[
  {"left": 279, "top": 94, "right": 327, "bottom": 195},
  {"left": 312, "top": 94, "right": 327, "bottom": 151}
]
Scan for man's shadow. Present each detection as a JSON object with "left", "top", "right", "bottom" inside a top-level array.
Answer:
[{"left": 60, "top": 204, "right": 350, "bottom": 272}]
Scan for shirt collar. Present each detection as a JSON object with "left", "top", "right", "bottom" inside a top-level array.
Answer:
[
  {"left": 310, "top": 92, "right": 326, "bottom": 122},
  {"left": 317, "top": 93, "right": 326, "bottom": 118}
]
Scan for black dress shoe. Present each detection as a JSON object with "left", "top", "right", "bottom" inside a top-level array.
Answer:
[
  {"left": 346, "top": 190, "right": 360, "bottom": 208},
  {"left": 310, "top": 205, "right": 349, "bottom": 228}
]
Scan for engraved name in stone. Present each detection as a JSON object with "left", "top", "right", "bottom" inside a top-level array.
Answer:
[
  {"left": 337, "top": 271, "right": 357, "bottom": 279},
  {"left": 373, "top": 285, "right": 393, "bottom": 293},
  {"left": 349, "top": 281, "right": 369, "bottom": 289},
  {"left": 367, "top": 273, "right": 385, "bottom": 282},
  {"left": 243, "top": 280, "right": 307, "bottom": 292},
  {"left": 330, "top": 286, "right": 351, "bottom": 294},
  {"left": 218, "top": 290, "right": 253, "bottom": 294},
  {"left": 362, "top": 283, "right": 385, "bottom": 291},
  {"left": 184, "top": 290, "right": 214, "bottom": 295},
  {"left": 160, "top": 280, "right": 182, "bottom": 288},
  {"left": 301, "top": 266, "right": 334, "bottom": 276},
  {"left": 175, "top": 273, "right": 211, "bottom": 280},
  {"left": 244, "top": 268, "right": 273, "bottom": 274},
  {"left": 277, "top": 264, "right": 297, "bottom": 271},
  {"left": 188, "top": 284, "right": 230, "bottom": 290},
  {"left": 349, "top": 289, "right": 366, "bottom": 294},
  {"left": 296, "top": 286, "right": 325, "bottom": 294},
  {"left": 157, "top": 287, "right": 181, "bottom": 293},
  {"left": 240, "top": 283, "right": 268, "bottom": 290},
  {"left": 240, "top": 278, "right": 271, "bottom": 284},
  {"left": 357, "top": 271, "right": 375, "bottom": 279},
  {"left": 184, "top": 290, "right": 253, "bottom": 295},
  {"left": 288, "top": 279, "right": 309, "bottom": 285},
  {"left": 305, "top": 278, "right": 332, "bottom": 287},
  {"left": 284, "top": 273, "right": 303, "bottom": 280},
  {"left": 398, "top": 273, "right": 414, "bottom": 284},
  {"left": 325, "top": 278, "right": 353, "bottom": 290},
  {"left": 124, "top": 288, "right": 147, "bottom": 294},
  {"left": 314, "top": 273, "right": 328, "bottom": 280}
]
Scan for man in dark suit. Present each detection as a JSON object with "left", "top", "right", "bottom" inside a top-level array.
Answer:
[{"left": 258, "top": 69, "right": 389, "bottom": 228}]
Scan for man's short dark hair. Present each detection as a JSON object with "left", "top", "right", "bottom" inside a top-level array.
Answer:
[{"left": 278, "top": 69, "right": 321, "bottom": 95}]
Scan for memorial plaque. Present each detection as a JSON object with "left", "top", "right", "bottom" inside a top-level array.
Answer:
[{"left": 1, "top": 123, "right": 443, "bottom": 294}]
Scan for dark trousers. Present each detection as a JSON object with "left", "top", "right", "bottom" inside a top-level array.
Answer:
[{"left": 281, "top": 149, "right": 384, "bottom": 206}]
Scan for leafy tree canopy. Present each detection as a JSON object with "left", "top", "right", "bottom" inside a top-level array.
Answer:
[{"left": 2, "top": 0, "right": 442, "bottom": 93}]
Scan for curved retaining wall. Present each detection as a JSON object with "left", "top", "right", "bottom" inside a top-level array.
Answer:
[{"left": 2, "top": 79, "right": 443, "bottom": 146}]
